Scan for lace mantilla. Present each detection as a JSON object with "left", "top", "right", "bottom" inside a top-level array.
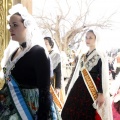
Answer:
[
  {"left": 80, "top": 50, "right": 100, "bottom": 71},
  {"left": 7, "top": 4, "right": 37, "bottom": 29}
]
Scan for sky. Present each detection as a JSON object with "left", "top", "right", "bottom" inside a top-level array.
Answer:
[{"left": 32, "top": 0, "right": 120, "bottom": 51}]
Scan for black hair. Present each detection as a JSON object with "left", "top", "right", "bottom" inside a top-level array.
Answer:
[
  {"left": 87, "top": 30, "right": 96, "bottom": 39},
  {"left": 13, "top": 12, "right": 24, "bottom": 23},
  {"left": 44, "top": 37, "right": 54, "bottom": 48}
]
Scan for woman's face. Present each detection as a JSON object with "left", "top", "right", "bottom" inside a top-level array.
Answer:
[
  {"left": 44, "top": 39, "right": 52, "bottom": 52},
  {"left": 85, "top": 31, "right": 96, "bottom": 48},
  {"left": 9, "top": 15, "right": 26, "bottom": 43}
]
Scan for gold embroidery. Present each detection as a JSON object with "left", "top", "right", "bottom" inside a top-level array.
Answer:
[
  {"left": 82, "top": 68, "right": 98, "bottom": 101},
  {"left": 50, "top": 85, "right": 63, "bottom": 109}
]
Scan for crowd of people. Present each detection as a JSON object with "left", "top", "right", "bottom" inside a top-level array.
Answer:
[{"left": 0, "top": 4, "right": 120, "bottom": 120}]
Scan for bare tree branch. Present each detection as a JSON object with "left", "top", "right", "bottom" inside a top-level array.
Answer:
[
  {"left": 82, "top": 0, "right": 95, "bottom": 26},
  {"left": 34, "top": 0, "right": 117, "bottom": 53},
  {"left": 64, "top": 0, "right": 71, "bottom": 18},
  {"left": 41, "top": 0, "right": 47, "bottom": 16}
]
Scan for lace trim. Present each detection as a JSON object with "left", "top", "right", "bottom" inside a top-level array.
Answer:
[
  {"left": 85, "top": 54, "right": 100, "bottom": 71},
  {"left": 80, "top": 51, "right": 100, "bottom": 71},
  {"left": 3, "top": 45, "right": 32, "bottom": 81}
]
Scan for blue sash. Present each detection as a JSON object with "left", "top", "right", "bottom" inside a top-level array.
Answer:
[{"left": 7, "top": 75, "right": 33, "bottom": 120}]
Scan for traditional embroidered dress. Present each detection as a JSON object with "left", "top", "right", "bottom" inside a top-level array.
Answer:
[
  {"left": 0, "top": 45, "right": 60, "bottom": 120},
  {"left": 0, "top": 4, "right": 62, "bottom": 120},
  {"left": 61, "top": 49, "right": 113, "bottom": 120}
]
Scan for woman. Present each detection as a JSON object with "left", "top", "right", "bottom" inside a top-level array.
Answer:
[
  {"left": 44, "top": 37, "right": 61, "bottom": 94},
  {"left": 0, "top": 4, "right": 57, "bottom": 120},
  {"left": 44, "top": 37, "right": 65, "bottom": 110},
  {"left": 61, "top": 30, "right": 113, "bottom": 120}
]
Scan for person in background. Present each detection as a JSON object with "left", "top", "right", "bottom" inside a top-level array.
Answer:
[
  {"left": 44, "top": 37, "right": 65, "bottom": 111},
  {"left": 108, "top": 57, "right": 116, "bottom": 80},
  {"left": 61, "top": 30, "right": 113, "bottom": 120}
]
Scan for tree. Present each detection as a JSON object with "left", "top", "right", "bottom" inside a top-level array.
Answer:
[{"left": 34, "top": 0, "right": 117, "bottom": 53}]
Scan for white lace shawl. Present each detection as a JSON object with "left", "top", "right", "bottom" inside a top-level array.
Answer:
[
  {"left": 97, "top": 50, "right": 113, "bottom": 120},
  {"left": 66, "top": 50, "right": 100, "bottom": 96},
  {"left": 49, "top": 50, "right": 61, "bottom": 70},
  {"left": 80, "top": 50, "right": 100, "bottom": 71}
]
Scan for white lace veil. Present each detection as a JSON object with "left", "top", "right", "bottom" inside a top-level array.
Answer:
[
  {"left": 0, "top": 4, "right": 49, "bottom": 79},
  {"left": 93, "top": 30, "right": 113, "bottom": 120}
]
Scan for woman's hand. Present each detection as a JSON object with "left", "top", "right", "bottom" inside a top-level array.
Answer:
[{"left": 96, "top": 93, "right": 105, "bottom": 108}]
